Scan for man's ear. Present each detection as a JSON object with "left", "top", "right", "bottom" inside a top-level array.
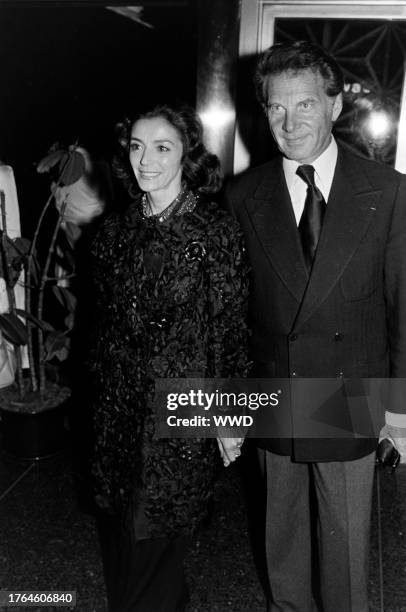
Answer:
[{"left": 332, "top": 92, "right": 343, "bottom": 122}]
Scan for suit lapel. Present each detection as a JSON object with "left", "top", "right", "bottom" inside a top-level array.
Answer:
[
  {"left": 244, "top": 158, "right": 309, "bottom": 303},
  {"left": 294, "top": 146, "right": 382, "bottom": 329}
]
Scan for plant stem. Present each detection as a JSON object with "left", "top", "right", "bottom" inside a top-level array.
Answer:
[
  {"left": 25, "top": 188, "right": 56, "bottom": 392},
  {"left": 0, "top": 190, "right": 24, "bottom": 399},
  {"left": 37, "top": 198, "right": 68, "bottom": 395},
  {"left": 25, "top": 273, "right": 37, "bottom": 391},
  {"left": 29, "top": 147, "right": 77, "bottom": 394}
]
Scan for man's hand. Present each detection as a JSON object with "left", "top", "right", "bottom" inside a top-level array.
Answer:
[{"left": 216, "top": 437, "right": 244, "bottom": 467}]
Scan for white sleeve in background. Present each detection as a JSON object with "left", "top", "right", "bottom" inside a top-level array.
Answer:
[
  {"left": 385, "top": 411, "right": 406, "bottom": 428},
  {"left": 0, "top": 163, "right": 28, "bottom": 367}
]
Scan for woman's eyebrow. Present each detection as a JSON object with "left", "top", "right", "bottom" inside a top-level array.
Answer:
[{"left": 129, "top": 137, "right": 175, "bottom": 144}]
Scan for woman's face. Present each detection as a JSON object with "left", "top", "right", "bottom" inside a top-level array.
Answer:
[{"left": 129, "top": 116, "right": 184, "bottom": 201}]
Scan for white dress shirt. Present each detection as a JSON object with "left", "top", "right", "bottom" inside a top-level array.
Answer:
[{"left": 282, "top": 137, "right": 338, "bottom": 225}]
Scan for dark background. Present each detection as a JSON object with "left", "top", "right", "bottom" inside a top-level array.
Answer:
[{"left": 0, "top": 3, "right": 198, "bottom": 227}]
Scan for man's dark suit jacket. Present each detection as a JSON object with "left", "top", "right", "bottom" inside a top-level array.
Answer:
[{"left": 225, "top": 145, "right": 406, "bottom": 462}]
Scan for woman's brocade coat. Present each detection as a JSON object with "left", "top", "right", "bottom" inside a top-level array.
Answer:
[{"left": 89, "top": 196, "right": 249, "bottom": 537}]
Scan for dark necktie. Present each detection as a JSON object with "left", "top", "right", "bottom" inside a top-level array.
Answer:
[{"left": 296, "top": 164, "right": 326, "bottom": 271}]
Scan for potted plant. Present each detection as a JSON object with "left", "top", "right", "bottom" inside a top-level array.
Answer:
[{"left": 0, "top": 145, "right": 86, "bottom": 459}]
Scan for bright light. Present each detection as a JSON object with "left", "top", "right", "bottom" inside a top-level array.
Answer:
[
  {"left": 364, "top": 110, "right": 393, "bottom": 140},
  {"left": 199, "top": 106, "right": 235, "bottom": 132},
  {"left": 198, "top": 105, "right": 236, "bottom": 155}
]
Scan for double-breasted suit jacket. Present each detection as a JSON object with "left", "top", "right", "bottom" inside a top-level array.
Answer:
[{"left": 226, "top": 144, "right": 406, "bottom": 462}]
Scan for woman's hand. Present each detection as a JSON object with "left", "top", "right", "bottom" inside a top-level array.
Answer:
[{"left": 216, "top": 437, "right": 244, "bottom": 467}]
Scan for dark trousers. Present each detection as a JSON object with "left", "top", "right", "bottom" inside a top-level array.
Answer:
[
  {"left": 97, "top": 513, "right": 191, "bottom": 612},
  {"left": 259, "top": 450, "right": 375, "bottom": 612}
]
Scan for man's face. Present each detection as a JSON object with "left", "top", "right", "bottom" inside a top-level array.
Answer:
[{"left": 265, "top": 68, "right": 342, "bottom": 164}]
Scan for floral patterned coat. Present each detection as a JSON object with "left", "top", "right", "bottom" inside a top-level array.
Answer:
[{"left": 89, "top": 195, "right": 249, "bottom": 537}]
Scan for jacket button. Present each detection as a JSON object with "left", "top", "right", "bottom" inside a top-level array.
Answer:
[
  {"left": 334, "top": 332, "right": 344, "bottom": 341},
  {"left": 290, "top": 333, "right": 298, "bottom": 342}
]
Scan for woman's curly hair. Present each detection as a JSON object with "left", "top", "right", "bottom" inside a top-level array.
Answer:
[{"left": 113, "top": 104, "right": 223, "bottom": 198}]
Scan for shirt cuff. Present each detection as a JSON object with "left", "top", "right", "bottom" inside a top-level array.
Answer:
[{"left": 385, "top": 411, "right": 406, "bottom": 428}]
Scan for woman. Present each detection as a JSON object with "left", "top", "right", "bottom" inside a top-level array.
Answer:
[{"left": 89, "top": 104, "right": 248, "bottom": 612}]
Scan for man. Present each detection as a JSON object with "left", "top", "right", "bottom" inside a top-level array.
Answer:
[{"left": 225, "top": 41, "right": 406, "bottom": 611}]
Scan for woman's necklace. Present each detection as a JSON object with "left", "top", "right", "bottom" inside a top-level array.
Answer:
[{"left": 141, "top": 186, "right": 197, "bottom": 223}]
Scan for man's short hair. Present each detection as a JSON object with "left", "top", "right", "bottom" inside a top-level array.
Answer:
[{"left": 254, "top": 40, "right": 344, "bottom": 107}]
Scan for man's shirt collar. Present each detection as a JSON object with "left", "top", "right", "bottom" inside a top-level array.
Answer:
[{"left": 282, "top": 137, "right": 338, "bottom": 202}]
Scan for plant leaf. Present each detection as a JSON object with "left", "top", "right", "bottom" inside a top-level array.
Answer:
[
  {"left": 15, "top": 309, "right": 55, "bottom": 332},
  {"left": 59, "top": 150, "right": 85, "bottom": 186},
  {"left": 64, "top": 313, "right": 75, "bottom": 331},
  {"left": 0, "top": 313, "right": 28, "bottom": 345},
  {"left": 37, "top": 149, "right": 66, "bottom": 174},
  {"left": 12, "top": 237, "right": 31, "bottom": 256},
  {"left": 0, "top": 231, "right": 25, "bottom": 287},
  {"left": 45, "top": 331, "right": 70, "bottom": 361},
  {"left": 52, "top": 286, "right": 77, "bottom": 312}
]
